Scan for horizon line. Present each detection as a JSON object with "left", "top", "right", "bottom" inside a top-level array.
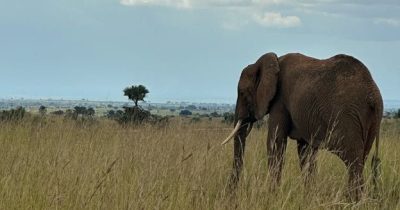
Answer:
[{"left": 1, "top": 97, "right": 400, "bottom": 105}]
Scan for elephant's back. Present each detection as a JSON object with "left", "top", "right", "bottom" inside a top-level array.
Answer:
[
  {"left": 279, "top": 53, "right": 379, "bottom": 99},
  {"left": 279, "top": 53, "right": 383, "bottom": 144},
  {"left": 324, "top": 55, "right": 382, "bottom": 109}
]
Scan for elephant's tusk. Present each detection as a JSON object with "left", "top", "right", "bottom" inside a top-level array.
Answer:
[
  {"left": 221, "top": 120, "right": 242, "bottom": 145},
  {"left": 246, "top": 122, "right": 253, "bottom": 137}
]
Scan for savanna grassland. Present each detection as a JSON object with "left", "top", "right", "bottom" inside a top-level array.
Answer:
[{"left": 0, "top": 117, "right": 399, "bottom": 209}]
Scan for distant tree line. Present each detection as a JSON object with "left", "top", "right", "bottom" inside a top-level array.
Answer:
[
  {"left": 0, "top": 107, "right": 26, "bottom": 122},
  {"left": 384, "top": 109, "right": 400, "bottom": 119},
  {"left": 37, "top": 105, "right": 95, "bottom": 119}
]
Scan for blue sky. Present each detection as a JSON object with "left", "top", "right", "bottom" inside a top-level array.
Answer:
[{"left": 0, "top": 0, "right": 399, "bottom": 103}]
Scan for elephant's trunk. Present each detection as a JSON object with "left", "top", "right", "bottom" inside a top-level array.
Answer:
[{"left": 221, "top": 120, "right": 243, "bottom": 145}]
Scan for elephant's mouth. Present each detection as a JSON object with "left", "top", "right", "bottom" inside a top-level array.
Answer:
[{"left": 221, "top": 119, "right": 254, "bottom": 145}]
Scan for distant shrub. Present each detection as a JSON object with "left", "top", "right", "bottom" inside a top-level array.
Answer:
[
  {"left": 120, "top": 107, "right": 162, "bottom": 124},
  {"left": 64, "top": 109, "right": 75, "bottom": 119},
  {"left": 118, "top": 106, "right": 151, "bottom": 124},
  {"left": 74, "top": 106, "right": 95, "bottom": 117},
  {"left": 116, "top": 106, "right": 169, "bottom": 126},
  {"left": 87, "top": 107, "right": 95, "bottom": 117},
  {"left": 0, "top": 107, "right": 26, "bottom": 122},
  {"left": 186, "top": 105, "right": 197, "bottom": 110},
  {"left": 63, "top": 107, "right": 96, "bottom": 124},
  {"left": 150, "top": 115, "right": 170, "bottom": 127},
  {"left": 116, "top": 110, "right": 124, "bottom": 118},
  {"left": 51, "top": 110, "right": 64, "bottom": 116},
  {"left": 191, "top": 117, "right": 201, "bottom": 123},
  {"left": 106, "top": 110, "right": 116, "bottom": 118},
  {"left": 179, "top": 110, "right": 192, "bottom": 116},
  {"left": 199, "top": 114, "right": 209, "bottom": 118},
  {"left": 222, "top": 112, "right": 234, "bottom": 125},
  {"left": 39, "top": 105, "right": 47, "bottom": 116},
  {"left": 210, "top": 112, "right": 220, "bottom": 118},
  {"left": 72, "top": 106, "right": 95, "bottom": 119}
]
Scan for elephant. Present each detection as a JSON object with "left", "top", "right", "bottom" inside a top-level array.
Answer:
[{"left": 222, "top": 52, "right": 383, "bottom": 200}]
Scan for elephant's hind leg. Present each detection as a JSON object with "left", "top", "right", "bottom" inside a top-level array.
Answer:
[
  {"left": 346, "top": 159, "right": 365, "bottom": 202},
  {"left": 337, "top": 142, "right": 365, "bottom": 202},
  {"left": 297, "top": 140, "right": 318, "bottom": 187}
]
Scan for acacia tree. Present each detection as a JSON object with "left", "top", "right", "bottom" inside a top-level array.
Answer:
[{"left": 123, "top": 85, "right": 149, "bottom": 107}]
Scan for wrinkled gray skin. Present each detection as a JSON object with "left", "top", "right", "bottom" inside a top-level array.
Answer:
[{"left": 228, "top": 52, "right": 383, "bottom": 201}]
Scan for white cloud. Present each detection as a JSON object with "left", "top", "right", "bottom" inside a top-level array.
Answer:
[
  {"left": 120, "top": 0, "right": 302, "bottom": 28},
  {"left": 221, "top": 15, "right": 250, "bottom": 30},
  {"left": 374, "top": 18, "right": 400, "bottom": 27},
  {"left": 120, "top": 0, "right": 400, "bottom": 9},
  {"left": 120, "top": 0, "right": 192, "bottom": 9},
  {"left": 119, "top": 0, "right": 286, "bottom": 9},
  {"left": 253, "top": 12, "right": 301, "bottom": 27}
]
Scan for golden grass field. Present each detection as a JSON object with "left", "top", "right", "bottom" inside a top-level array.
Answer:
[{"left": 0, "top": 117, "right": 399, "bottom": 209}]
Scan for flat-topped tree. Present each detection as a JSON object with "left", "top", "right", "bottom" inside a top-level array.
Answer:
[{"left": 123, "top": 85, "right": 149, "bottom": 108}]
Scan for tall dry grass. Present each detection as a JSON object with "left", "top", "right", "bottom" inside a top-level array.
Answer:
[{"left": 0, "top": 117, "right": 399, "bottom": 209}]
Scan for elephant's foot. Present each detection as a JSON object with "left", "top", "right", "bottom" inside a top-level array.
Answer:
[
  {"left": 347, "top": 170, "right": 365, "bottom": 202},
  {"left": 347, "top": 185, "right": 363, "bottom": 202},
  {"left": 225, "top": 168, "right": 241, "bottom": 195}
]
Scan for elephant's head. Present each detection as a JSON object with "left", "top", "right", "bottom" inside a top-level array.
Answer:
[{"left": 222, "top": 53, "right": 280, "bottom": 145}]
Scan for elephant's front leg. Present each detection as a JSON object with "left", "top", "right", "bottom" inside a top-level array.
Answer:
[
  {"left": 267, "top": 123, "right": 288, "bottom": 189},
  {"left": 227, "top": 126, "right": 248, "bottom": 190},
  {"left": 297, "top": 140, "right": 318, "bottom": 187}
]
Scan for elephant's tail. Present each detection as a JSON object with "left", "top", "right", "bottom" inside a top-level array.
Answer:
[
  {"left": 373, "top": 129, "right": 380, "bottom": 161},
  {"left": 371, "top": 128, "right": 381, "bottom": 195}
]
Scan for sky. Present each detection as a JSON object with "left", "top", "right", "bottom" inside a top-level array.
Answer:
[{"left": 0, "top": 0, "right": 399, "bottom": 103}]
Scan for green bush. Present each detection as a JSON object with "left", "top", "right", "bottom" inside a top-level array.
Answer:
[
  {"left": 0, "top": 107, "right": 26, "bottom": 122},
  {"left": 116, "top": 107, "right": 168, "bottom": 126},
  {"left": 222, "top": 112, "right": 234, "bottom": 125},
  {"left": 191, "top": 117, "right": 201, "bottom": 123},
  {"left": 179, "top": 110, "right": 192, "bottom": 116}
]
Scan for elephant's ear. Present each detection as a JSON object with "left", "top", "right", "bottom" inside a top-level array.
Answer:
[{"left": 255, "top": 53, "right": 280, "bottom": 120}]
